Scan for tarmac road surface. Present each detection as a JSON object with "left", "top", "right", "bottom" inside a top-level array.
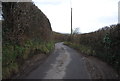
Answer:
[{"left": 24, "top": 42, "right": 90, "bottom": 79}]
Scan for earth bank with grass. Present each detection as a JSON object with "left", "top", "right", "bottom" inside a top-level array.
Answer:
[{"left": 2, "top": 2, "right": 54, "bottom": 79}]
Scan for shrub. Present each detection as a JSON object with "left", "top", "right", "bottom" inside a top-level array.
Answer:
[{"left": 65, "top": 24, "right": 120, "bottom": 73}]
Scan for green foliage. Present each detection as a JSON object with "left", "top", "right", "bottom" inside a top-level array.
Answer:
[
  {"left": 45, "top": 42, "right": 54, "bottom": 53},
  {"left": 2, "top": 43, "right": 24, "bottom": 66},
  {"left": 2, "top": 2, "right": 54, "bottom": 79},
  {"left": 2, "top": 62, "right": 18, "bottom": 79},
  {"left": 64, "top": 42, "right": 95, "bottom": 56},
  {"left": 2, "top": 40, "right": 55, "bottom": 79},
  {"left": 65, "top": 24, "right": 120, "bottom": 73},
  {"left": 31, "top": 41, "right": 54, "bottom": 54}
]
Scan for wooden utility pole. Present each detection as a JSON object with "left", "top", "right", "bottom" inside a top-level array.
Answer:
[
  {"left": 70, "top": 0, "right": 72, "bottom": 35},
  {"left": 69, "top": 0, "right": 73, "bottom": 42},
  {"left": 71, "top": 7, "right": 72, "bottom": 35}
]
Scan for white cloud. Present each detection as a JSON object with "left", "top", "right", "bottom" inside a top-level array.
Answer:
[{"left": 33, "top": 0, "right": 119, "bottom": 33}]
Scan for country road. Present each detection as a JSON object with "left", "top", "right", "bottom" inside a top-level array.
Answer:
[
  {"left": 21, "top": 42, "right": 118, "bottom": 79},
  {"left": 23, "top": 42, "right": 90, "bottom": 79}
]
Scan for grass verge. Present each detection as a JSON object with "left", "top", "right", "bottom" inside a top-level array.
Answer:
[{"left": 2, "top": 40, "right": 54, "bottom": 79}]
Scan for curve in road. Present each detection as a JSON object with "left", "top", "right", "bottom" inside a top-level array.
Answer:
[{"left": 24, "top": 42, "right": 90, "bottom": 79}]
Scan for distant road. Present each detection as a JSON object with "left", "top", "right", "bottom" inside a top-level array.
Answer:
[{"left": 23, "top": 42, "right": 90, "bottom": 79}]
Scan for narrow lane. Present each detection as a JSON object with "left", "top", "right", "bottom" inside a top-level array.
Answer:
[{"left": 24, "top": 42, "right": 90, "bottom": 79}]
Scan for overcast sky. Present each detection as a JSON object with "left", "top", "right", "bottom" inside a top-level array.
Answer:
[{"left": 33, "top": 0, "right": 119, "bottom": 33}]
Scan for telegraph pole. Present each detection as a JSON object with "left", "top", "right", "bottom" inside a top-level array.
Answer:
[
  {"left": 71, "top": 7, "right": 72, "bottom": 35},
  {"left": 70, "top": 0, "right": 72, "bottom": 35}
]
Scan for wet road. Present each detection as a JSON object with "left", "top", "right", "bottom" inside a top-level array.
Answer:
[{"left": 24, "top": 42, "right": 90, "bottom": 79}]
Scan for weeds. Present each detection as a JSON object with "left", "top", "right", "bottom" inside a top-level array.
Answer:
[
  {"left": 2, "top": 40, "right": 54, "bottom": 79},
  {"left": 64, "top": 24, "right": 120, "bottom": 74}
]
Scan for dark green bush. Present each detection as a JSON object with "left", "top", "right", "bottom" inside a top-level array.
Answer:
[{"left": 66, "top": 24, "right": 120, "bottom": 73}]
